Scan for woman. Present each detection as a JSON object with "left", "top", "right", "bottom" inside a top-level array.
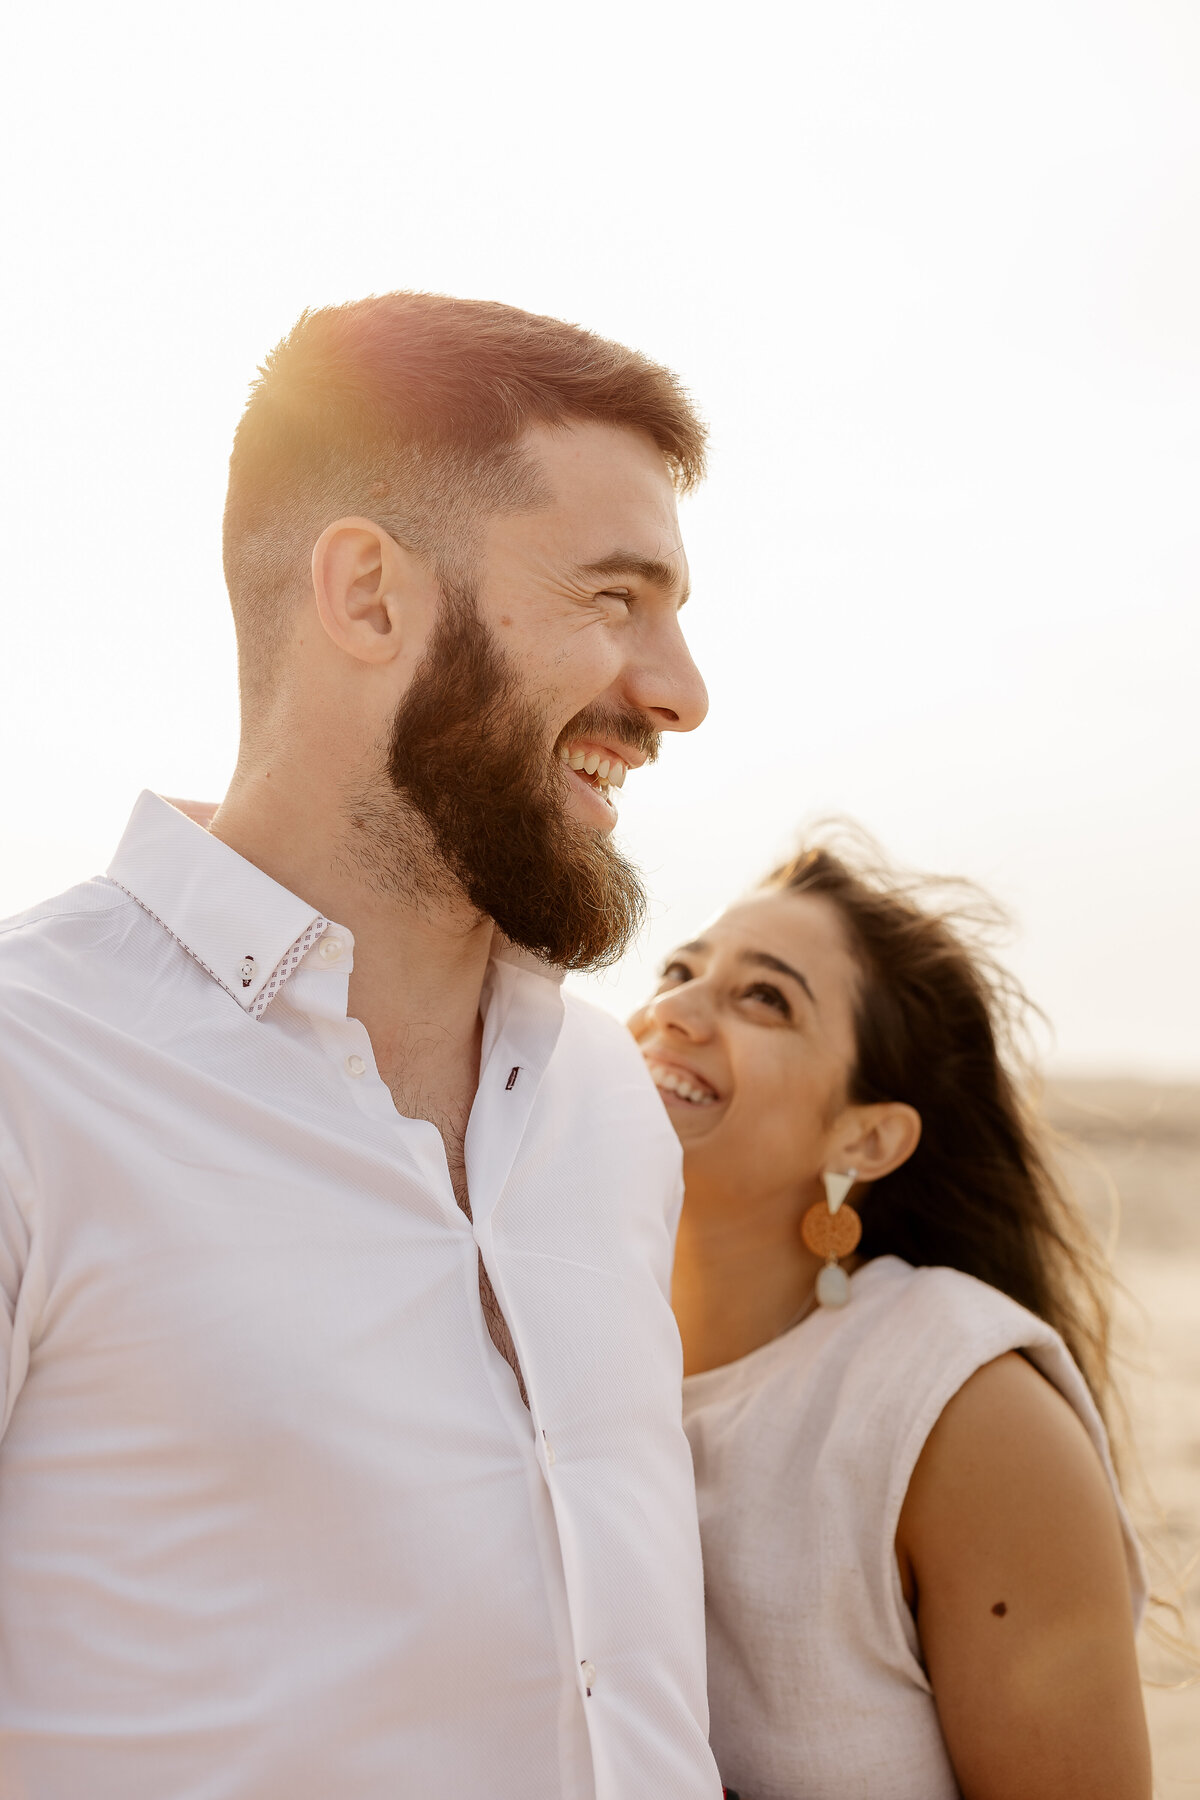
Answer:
[{"left": 630, "top": 837, "right": 1151, "bottom": 1800}]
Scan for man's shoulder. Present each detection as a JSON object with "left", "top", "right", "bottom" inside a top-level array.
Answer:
[
  {"left": 560, "top": 987, "right": 646, "bottom": 1064},
  {"left": 0, "top": 881, "right": 139, "bottom": 1117},
  {"left": 0, "top": 876, "right": 131, "bottom": 939},
  {"left": 556, "top": 989, "right": 677, "bottom": 1130},
  {"left": 556, "top": 989, "right": 683, "bottom": 1238},
  {"left": 0, "top": 878, "right": 133, "bottom": 984}
]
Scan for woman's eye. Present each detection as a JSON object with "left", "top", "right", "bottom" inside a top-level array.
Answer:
[
  {"left": 742, "top": 982, "right": 791, "bottom": 1018},
  {"left": 657, "top": 959, "right": 692, "bottom": 989}
]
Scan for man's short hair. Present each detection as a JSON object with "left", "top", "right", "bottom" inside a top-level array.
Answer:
[{"left": 222, "top": 292, "right": 707, "bottom": 706}]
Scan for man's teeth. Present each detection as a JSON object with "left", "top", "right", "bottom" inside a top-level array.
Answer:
[
  {"left": 559, "top": 746, "right": 627, "bottom": 789},
  {"left": 645, "top": 1060, "right": 717, "bottom": 1106}
]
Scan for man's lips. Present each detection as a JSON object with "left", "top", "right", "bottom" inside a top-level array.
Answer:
[
  {"left": 557, "top": 736, "right": 648, "bottom": 829},
  {"left": 564, "top": 764, "right": 618, "bottom": 819},
  {"left": 589, "top": 740, "right": 648, "bottom": 771},
  {"left": 558, "top": 738, "right": 646, "bottom": 788},
  {"left": 642, "top": 1053, "right": 721, "bottom": 1107}
]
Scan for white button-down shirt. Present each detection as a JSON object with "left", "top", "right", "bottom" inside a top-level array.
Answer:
[{"left": 0, "top": 792, "right": 719, "bottom": 1800}]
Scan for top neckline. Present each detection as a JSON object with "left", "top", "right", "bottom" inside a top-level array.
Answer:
[{"left": 682, "top": 1255, "right": 909, "bottom": 1392}]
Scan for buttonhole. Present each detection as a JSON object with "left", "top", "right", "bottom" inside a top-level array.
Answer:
[{"left": 505, "top": 1066, "right": 520, "bottom": 1091}]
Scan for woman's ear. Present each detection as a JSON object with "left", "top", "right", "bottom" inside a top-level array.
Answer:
[
  {"left": 310, "top": 517, "right": 438, "bottom": 666},
  {"left": 836, "top": 1102, "right": 922, "bottom": 1184}
]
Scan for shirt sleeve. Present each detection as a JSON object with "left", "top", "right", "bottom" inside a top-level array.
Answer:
[
  {"left": 663, "top": 1164, "right": 685, "bottom": 1249},
  {"left": 0, "top": 1114, "right": 36, "bottom": 1438}
]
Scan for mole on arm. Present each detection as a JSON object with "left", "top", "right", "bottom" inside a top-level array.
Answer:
[{"left": 991, "top": 1601, "right": 1008, "bottom": 1617}]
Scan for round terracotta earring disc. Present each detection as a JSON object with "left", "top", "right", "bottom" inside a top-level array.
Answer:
[{"left": 801, "top": 1201, "right": 862, "bottom": 1260}]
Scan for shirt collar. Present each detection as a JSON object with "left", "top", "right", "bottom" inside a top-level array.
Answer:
[
  {"left": 491, "top": 936, "right": 567, "bottom": 988},
  {"left": 106, "top": 791, "right": 568, "bottom": 1016},
  {"left": 107, "top": 791, "right": 330, "bottom": 1018}
]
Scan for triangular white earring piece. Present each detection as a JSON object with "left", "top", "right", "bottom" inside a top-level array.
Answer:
[{"left": 822, "top": 1168, "right": 857, "bottom": 1214}]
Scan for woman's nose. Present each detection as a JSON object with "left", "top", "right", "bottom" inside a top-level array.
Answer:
[{"left": 649, "top": 983, "right": 714, "bottom": 1040}]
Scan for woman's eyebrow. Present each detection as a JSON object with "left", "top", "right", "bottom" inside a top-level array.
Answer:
[{"left": 740, "top": 950, "right": 817, "bottom": 1007}]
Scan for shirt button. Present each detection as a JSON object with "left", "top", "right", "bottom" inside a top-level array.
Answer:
[
  {"left": 319, "top": 937, "right": 345, "bottom": 963},
  {"left": 345, "top": 1054, "right": 366, "bottom": 1078},
  {"left": 580, "top": 1660, "right": 596, "bottom": 1693},
  {"left": 543, "top": 1435, "right": 556, "bottom": 1467}
]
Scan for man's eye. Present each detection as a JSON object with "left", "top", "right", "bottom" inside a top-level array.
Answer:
[{"left": 599, "top": 588, "right": 632, "bottom": 602}]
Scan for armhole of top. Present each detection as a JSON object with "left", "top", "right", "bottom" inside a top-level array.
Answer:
[
  {"left": 874, "top": 1272, "right": 1146, "bottom": 1681},
  {"left": 874, "top": 1283, "right": 1062, "bottom": 1687}
]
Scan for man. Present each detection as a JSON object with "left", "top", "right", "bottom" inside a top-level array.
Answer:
[{"left": 0, "top": 295, "right": 722, "bottom": 1798}]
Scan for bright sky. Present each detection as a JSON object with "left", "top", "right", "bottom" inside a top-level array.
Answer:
[{"left": 2, "top": 1, "right": 1197, "bottom": 1075}]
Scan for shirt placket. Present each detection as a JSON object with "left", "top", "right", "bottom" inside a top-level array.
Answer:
[{"left": 463, "top": 978, "right": 611, "bottom": 1743}]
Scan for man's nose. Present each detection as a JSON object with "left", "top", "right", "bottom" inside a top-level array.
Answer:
[{"left": 628, "top": 620, "right": 709, "bottom": 734}]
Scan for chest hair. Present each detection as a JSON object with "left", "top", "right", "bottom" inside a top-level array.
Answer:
[{"left": 384, "top": 1068, "right": 529, "bottom": 1409}]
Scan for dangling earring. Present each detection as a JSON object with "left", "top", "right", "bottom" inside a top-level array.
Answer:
[{"left": 801, "top": 1169, "right": 861, "bottom": 1308}]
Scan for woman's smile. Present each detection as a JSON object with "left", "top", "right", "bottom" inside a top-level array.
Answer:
[{"left": 641, "top": 1053, "right": 721, "bottom": 1109}]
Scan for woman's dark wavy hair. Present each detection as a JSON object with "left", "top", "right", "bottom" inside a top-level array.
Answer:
[{"left": 764, "top": 829, "right": 1113, "bottom": 1425}]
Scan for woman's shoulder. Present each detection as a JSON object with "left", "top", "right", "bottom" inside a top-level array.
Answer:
[
  {"left": 856, "top": 1258, "right": 1119, "bottom": 1441},
  {"left": 687, "top": 1257, "right": 1070, "bottom": 1476},
  {"left": 848, "top": 1256, "right": 1077, "bottom": 1386},
  {"left": 837, "top": 1259, "right": 1144, "bottom": 1614},
  {"left": 686, "top": 1257, "right": 1060, "bottom": 1420},
  {"left": 854, "top": 1255, "right": 1053, "bottom": 1337},
  {"left": 843, "top": 1259, "right": 1088, "bottom": 1454},
  {"left": 907, "top": 1345, "right": 1097, "bottom": 1474},
  {"left": 778, "top": 1262, "right": 1046, "bottom": 1495}
]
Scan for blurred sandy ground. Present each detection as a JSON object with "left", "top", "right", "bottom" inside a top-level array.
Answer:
[{"left": 1047, "top": 1081, "right": 1200, "bottom": 1794}]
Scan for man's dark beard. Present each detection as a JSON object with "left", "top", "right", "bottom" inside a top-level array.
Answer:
[{"left": 376, "top": 581, "right": 655, "bottom": 971}]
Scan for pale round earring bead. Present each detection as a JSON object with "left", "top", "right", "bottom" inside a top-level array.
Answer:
[{"left": 816, "top": 1263, "right": 850, "bottom": 1308}]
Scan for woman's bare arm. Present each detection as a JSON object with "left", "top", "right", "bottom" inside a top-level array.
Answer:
[{"left": 896, "top": 1351, "right": 1151, "bottom": 1800}]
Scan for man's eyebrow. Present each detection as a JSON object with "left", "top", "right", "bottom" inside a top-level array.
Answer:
[
  {"left": 741, "top": 950, "right": 818, "bottom": 1007},
  {"left": 574, "top": 552, "right": 690, "bottom": 603}
]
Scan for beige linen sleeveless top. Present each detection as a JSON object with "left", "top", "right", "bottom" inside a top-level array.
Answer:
[{"left": 682, "top": 1256, "right": 1144, "bottom": 1800}]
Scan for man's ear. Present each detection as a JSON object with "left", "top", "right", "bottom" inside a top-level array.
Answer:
[
  {"left": 835, "top": 1102, "right": 922, "bottom": 1184},
  {"left": 310, "top": 518, "right": 439, "bottom": 666}
]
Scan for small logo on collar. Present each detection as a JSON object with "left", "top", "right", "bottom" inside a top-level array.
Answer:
[{"left": 240, "top": 955, "right": 256, "bottom": 988}]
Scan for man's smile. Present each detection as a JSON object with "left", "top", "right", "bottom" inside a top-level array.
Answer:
[
  {"left": 559, "top": 742, "right": 629, "bottom": 788},
  {"left": 557, "top": 736, "right": 647, "bottom": 824}
]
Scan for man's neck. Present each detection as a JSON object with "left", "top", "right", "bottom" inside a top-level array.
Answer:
[
  {"left": 210, "top": 765, "right": 495, "bottom": 1078},
  {"left": 672, "top": 1181, "right": 825, "bottom": 1377}
]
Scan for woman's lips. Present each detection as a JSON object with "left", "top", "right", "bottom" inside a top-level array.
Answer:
[{"left": 642, "top": 1054, "right": 719, "bottom": 1107}]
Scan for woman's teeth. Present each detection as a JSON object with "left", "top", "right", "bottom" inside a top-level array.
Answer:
[
  {"left": 559, "top": 745, "right": 627, "bottom": 790},
  {"left": 644, "top": 1058, "right": 717, "bottom": 1106}
]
